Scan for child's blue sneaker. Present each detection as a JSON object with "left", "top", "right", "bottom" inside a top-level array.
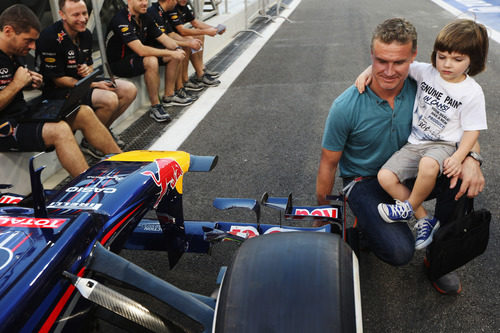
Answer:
[
  {"left": 415, "top": 216, "right": 440, "bottom": 250},
  {"left": 377, "top": 200, "right": 413, "bottom": 223}
]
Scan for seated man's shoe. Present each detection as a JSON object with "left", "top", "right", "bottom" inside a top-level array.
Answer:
[
  {"left": 80, "top": 138, "right": 104, "bottom": 159},
  {"left": 162, "top": 92, "right": 193, "bottom": 107},
  {"left": 415, "top": 216, "right": 440, "bottom": 250},
  {"left": 184, "top": 79, "right": 204, "bottom": 92},
  {"left": 109, "top": 130, "right": 125, "bottom": 148},
  {"left": 149, "top": 104, "right": 171, "bottom": 123},
  {"left": 177, "top": 87, "right": 198, "bottom": 101},
  {"left": 203, "top": 68, "right": 220, "bottom": 78},
  {"left": 196, "top": 73, "right": 220, "bottom": 87},
  {"left": 377, "top": 200, "right": 413, "bottom": 223}
]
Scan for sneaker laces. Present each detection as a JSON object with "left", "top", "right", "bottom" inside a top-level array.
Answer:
[
  {"left": 414, "top": 219, "right": 431, "bottom": 238},
  {"left": 390, "top": 200, "right": 412, "bottom": 219}
]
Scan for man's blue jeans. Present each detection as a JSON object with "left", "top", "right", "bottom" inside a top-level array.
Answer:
[{"left": 344, "top": 176, "right": 461, "bottom": 266}]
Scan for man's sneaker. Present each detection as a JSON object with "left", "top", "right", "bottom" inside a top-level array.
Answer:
[
  {"left": 162, "top": 92, "right": 193, "bottom": 106},
  {"left": 432, "top": 271, "right": 462, "bottom": 295},
  {"left": 80, "top": 138, "right": 104, "bottom": 159},
  {"left": 109, "top": 130, "right": 125, "bottom": 148},
  {"left": 196, "top": 73, "right": 220, "bottom": 87},
  {"left": 177, "top": 87, "right": 197, "bottom": 101},
  {"left": 415, "top": 216, "right": 440, "bottom": 250},
  {"left": 424, "top": 257, "right": 463, "bottom": 295},
  {"left": 204, "top": 68, "right": 220, "bottom": 78},
  {"left": 377, "top": 200, "right": 413, "bottom": 223},
  {"left": 184, "top": 79, "right": 204, "bottom": 92},
  {"left": 149, "top": 104, "right": 171, "bottom": 123}
]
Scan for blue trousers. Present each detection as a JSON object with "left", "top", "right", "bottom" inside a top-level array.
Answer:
[{"left": 344, "top": 176, "right": 462, "bottom": 266}]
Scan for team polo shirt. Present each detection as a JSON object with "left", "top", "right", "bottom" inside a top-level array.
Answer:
[
  {"left": 147, "top": 2, "right": 174, "bottom": 35},
  {"left": 106, "top": 8, "right": 163, "bottom": 63},
  {"left": 36, "top": 20, "right": 93, "bottom": 99},
  {"left": 0, "top": 50, "right": 29, "bottom": 121},
  {"left": 166, "top": 3, "right": 195, "bottom": 33},
  {"left": 176, "top": 3, "right": 195, "bottom": 23},
  {"left": 322, "top": 79, "right": 416, "bottom": 178}
]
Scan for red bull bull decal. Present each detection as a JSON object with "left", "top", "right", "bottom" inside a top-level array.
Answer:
[{"left": 142, "top": 158, "right": 184, "bottom": 208}]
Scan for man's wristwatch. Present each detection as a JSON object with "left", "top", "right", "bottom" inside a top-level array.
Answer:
[{"left": 467, "top": 151, "right": 483, "bottom": 166}]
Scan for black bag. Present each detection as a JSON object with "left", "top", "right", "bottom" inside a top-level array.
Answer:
[{"left": 427, "top": 198, "right": 491, "bottom": 281}]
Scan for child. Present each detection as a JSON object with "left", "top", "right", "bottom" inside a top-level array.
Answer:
[{"left": 355, "top": 19, "right": 488, "bottom": 250}]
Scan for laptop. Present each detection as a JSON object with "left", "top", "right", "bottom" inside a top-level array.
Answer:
[{"left": 22, "top": 69, "right": 100, "bottom": 122}]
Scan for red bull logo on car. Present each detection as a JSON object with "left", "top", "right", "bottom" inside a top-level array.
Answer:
[{"left": 142, "top": 158, "right": 183, "bottom": 208}]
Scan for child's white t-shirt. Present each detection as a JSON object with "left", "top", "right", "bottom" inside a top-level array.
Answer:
[{"left": 407, "top": 61, "right": 487, "bottom": 144}]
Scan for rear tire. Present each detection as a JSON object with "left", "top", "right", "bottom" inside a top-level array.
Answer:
[{"left": 214, "top": 232, "right": 361, "bottom": 332}]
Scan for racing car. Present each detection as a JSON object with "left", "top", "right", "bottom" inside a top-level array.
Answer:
[{"left": 0, "top": 150, "right": 362, "bottom": 332}]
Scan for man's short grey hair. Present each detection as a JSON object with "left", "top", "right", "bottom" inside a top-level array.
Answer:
[{"left": 371, "top": 18, "right": 417, "bottom": 53}]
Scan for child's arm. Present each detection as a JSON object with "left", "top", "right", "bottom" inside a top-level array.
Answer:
[
  {"left": 354, "top": 66, "right": 372, "bottom": 93},
  {"left": 443, "top": 130, "right": 480, "bottom": 177}
]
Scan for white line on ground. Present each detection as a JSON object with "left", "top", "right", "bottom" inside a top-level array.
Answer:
[
  {"left": 430, "top": 0, "right": 500, "bottom": 43},
  {"left": 148, "top": 0, "right": 302, "bottom": 151}
]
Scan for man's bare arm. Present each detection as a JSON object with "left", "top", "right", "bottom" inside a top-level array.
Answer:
[
  {"left": 127, "top": 39, "right": 180, "bottom": 58},
  {"left": 316, "top": 148, "right": 343, "bottom": 205}
]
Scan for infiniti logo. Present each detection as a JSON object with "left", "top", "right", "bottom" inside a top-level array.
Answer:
[
  {"left": 0, "top": 68, "right": 8, "bottom": 75},
  {"left": 68, "top": 50, "right": 75, "bottom": 56}
]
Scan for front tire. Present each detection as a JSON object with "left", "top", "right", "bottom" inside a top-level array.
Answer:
[{"left": 214, "top": 232, "right": 362, "bottom": 332}]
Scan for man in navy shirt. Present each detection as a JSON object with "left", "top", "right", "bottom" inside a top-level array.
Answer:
[
  {"left": 37, "top": 0, "right": 137, "bottom": 157},
  {"left": 0, "top": 4, "right": 121, "bottom": 177},
  {"left": 106, "top": 0, "right": 191, "bottom": 123},
  {"left": 166, "top": 0, "right": 223, "bottom": 88}
]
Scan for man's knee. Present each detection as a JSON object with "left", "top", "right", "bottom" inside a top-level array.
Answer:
[
  {"left": 143, "top": 56, "right": 159, "bottom": 71},
  {"left": 117, "top": 79, "right": 137, "bottom": 101},
  {"left": 42, "top": 121, "right": 74, "bottom": 144},
  {"left": 93, "top": 89, "right": 119, "bottom": 111},
  {"left": 378, "top": 242, "right": 414, "bottom": 266}
]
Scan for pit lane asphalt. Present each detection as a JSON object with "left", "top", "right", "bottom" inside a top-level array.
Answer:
[{"left": 111, "top": 0, "right": 500, "bottom": 331}]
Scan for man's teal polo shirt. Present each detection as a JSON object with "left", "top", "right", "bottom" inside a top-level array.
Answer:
[{"left": 322, "top": 78, "right": 416, "bottom": 178}]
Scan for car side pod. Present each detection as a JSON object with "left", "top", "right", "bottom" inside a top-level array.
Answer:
[{"left": 214, "top": 232, "right": 363, "bottom": 333}]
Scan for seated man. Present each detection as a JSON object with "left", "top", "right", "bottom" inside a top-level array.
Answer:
[
  {"left": 36, "top": 0, "right": 137, "bottom": 157},
  {"left": 0, "top": 4, "right": 121, "bottom": 177},
  {"left": 165, "top": 0, "right": 223, "bottom": 89},
  {"left": 106, "top": 0, "right": 191, "bottom": 123},
  {"left": 147, "top": 0, "right": 204, "bottom": 98},
  {"left": 316, "top": 18, "right": 484, "bottom": 294}
]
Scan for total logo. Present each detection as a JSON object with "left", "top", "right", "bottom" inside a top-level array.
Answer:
[
  {"left": 0, "top": 216, "right": 68, "bottom": 229},
  {"left": 294, "top": 207, "right": 338, "bottom": 218},
  {"left": 66, "top": 187, "right": 116, "bottom": 193}
]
